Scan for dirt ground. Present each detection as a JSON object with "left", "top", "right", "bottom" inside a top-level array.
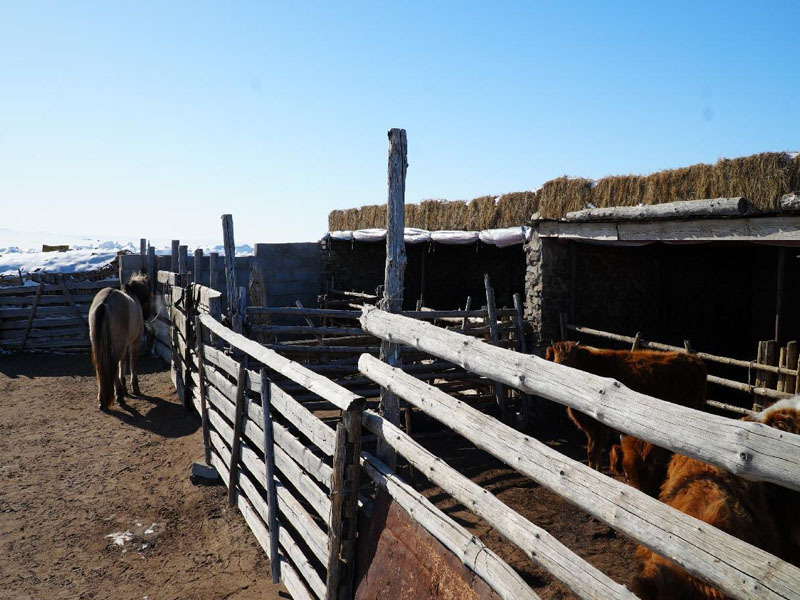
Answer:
[{"left": 0, "top": 353, "right": 287, "bottom": 600}]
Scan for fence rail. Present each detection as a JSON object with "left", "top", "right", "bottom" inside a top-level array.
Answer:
[{"left": 358, "top": 307, "right": 800, "bottom": 600}]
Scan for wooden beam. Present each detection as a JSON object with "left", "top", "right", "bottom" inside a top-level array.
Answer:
[
  {"left": 193, "top": 248, "right": 203, "bottom": 285},
  {"left": 538, "top": 214, "right": 800, "bottom": 242},
  {"left": 359, "top": 307, "right": 800, "bottom": 493},
  {"left": 565, "top": 197, "right": 748, "bottom": 222},
  {"left": 221, "top": 214, "right": 240, "bottom": 332},
  {"left": 259, "top": 368, "right": 281, "bottom": 584},
  {"left": 484, "top": 274, "right": 507, "bottom": 420},
  {"left": 209, "top": 252, "right": 220, "bottom": 291},
  {"left": 171, "top": 240, "right": 179, "bottom": 272},
  {"left": 358, "top": 353, "right": 800, "bottom": 600},
  {"left": 378, "top": 127, "right": 408, "bottom": 468},
  {"left": 228, "top": 360, "right": 248, "bottom": 506},
  {"left": 194, "top": 316, "right": 212, "bottom": 465}
]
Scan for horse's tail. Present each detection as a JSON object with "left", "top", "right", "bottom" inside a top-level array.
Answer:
[{"left": 91, "top": 303, "right": 116, "bottom": 409}]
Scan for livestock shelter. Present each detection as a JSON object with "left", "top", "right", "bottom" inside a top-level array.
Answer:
[{"left": 320, "top": 228, "right": 527, "bottom": 310}]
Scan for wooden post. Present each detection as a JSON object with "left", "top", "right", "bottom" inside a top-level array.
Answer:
[
  {"left": 259, "top": 368, "right": 281, "bottom": 584},
  {"left": 778, "top": 346, "right": 788, "bottom": 392},
  {"left": 228, "top": 359, "right": 248, "bottom": 506},
  {"left": 193, "top": 248, "right": 203, "bottom": 285},
  {"left": 238, "top": 286, "right": 247, "bottom": 334},
  {"left": 209, "top": 252, "right": 220, "bottom": 291},
  {"left": 559, "top": 312, "right": 567, "bottom": 342},
  {"left": 631, "top": 332, "right": 642, "bottom": 351},
  {"left": 222, "top": 214, "right": 241, "bottom": 333},
  {"left": 377, "top": 128, "right": 407, "bottom": 468},
  {"left": 178, "top": 245, "right": 188, "bottom": 276},
  {"left": 249, "top": 263, "right": 271, "bottom": 343},
  {"left": 59, "top": 276, "right": 89, "bottom": 340},
  {"left": 775, "top": 247, "right": 786, "bottom": 343},
  {"left": 140, "top": 238, "right": 147, "bottom": 273},
  {"left": 194, "top": 315, "right": 211, "bottom": 465},
  {"left": 763, "top": 340, "right": 778, "bottom": 390},
  {"left": 147, "top": 245, "right": 156, "bottom": 299},
  {"left": 19, "top": 282, "right": 44, "bottom": 351},
  {"left": 512, "top": 293, "right": 527, "bottom": 353},
  {"left": 461, "top": 296, "right": 472, "bottom": 331},
  {"left": 484, "top": 274, "right": 508, "bottom": 421},
  {"left": 171, "top": 240, "right": 179, "bottom": 272},
  {"left": 786, "top": 341, "right": 798, "bottom": 394},
  {"left": 325, "top": 400, "right": 363, "bottom": 600},
  {"left": 684, "top": 340, "right": 692, "bottom": 353}
]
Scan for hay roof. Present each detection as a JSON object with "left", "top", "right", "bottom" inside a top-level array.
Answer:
[{"left": 328, "top": 151, "right": 800, "bottom": 232}]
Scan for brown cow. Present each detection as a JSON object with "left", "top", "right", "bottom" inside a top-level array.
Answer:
[
  {"left": 633, "top": 397, "right": 800, "bottom": 599},
  {"left": 545, "top": 341, "right": 707, "bottom": 496}
]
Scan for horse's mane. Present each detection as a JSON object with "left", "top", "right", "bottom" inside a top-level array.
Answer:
[{"left": 124, "top": 273, "right": 151, "bottom": 305}]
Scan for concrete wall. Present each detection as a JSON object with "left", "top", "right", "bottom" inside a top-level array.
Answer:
[
  {"left": 252, "top": 243, "right": 321, "bottom": 308},
  {"left": 120, "top": 242, "right": 322, "bottom": 310}
]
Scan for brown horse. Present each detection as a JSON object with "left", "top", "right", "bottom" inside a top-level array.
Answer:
[{"left": 89, "top": 273, "right": 151, "bottom": 409}]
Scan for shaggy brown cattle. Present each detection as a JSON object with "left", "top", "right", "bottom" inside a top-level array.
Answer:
[
  {"left": 545, "top": 341, "right": 706, "bottom": 496},
  {"left": 633, "top": 397, "right": 800, "bottom": 599}
]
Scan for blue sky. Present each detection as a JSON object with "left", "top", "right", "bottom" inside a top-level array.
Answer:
[{"left": 1, "top": 1, "right": 798, "bottom": 245}]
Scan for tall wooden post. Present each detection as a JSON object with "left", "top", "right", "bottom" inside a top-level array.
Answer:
[
  {"left": 222, "top": 215, "right": 241, "bottom": 333},
  {"left": 484, "top": 273, "right": 508, "bottom": 421},
  {"left": 325, "top": 399, "right": 364, "bottom": 600},
  {"left": 147, "top": 245, "right": 156, "bottom": 299},
  {"left": 178, "top": 245, "right": 188, "bottom": 277},
  {"left": 140, "top": 238, "right": 147, "bottom": 273},
  {"left": 209, "top": 252, "right": 220, "bottom": 291},
  {"left": 378, "top": 128, "right": 407, "bottom": 468},
  {"left": 171, "top": 240, "right": 180, "bottom": 272},
  {"left": 193, "top": 248, "right": 203, "bottom": 285},
  {"left": 259, "top": 369, "right": 281, "bottom": 584}
]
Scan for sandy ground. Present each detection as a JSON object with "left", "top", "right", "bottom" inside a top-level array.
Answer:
[{"left": 0, "top": 353, "right": 287, "bottom": 600}]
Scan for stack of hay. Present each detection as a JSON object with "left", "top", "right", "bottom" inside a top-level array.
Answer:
[{"left": 328, "top": 152, "right": 800, "bottom": 231}]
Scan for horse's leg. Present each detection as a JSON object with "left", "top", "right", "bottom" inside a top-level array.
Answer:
[
  {"left": 116, "top": 348, "right": 128, "bottom": 403},
  {"left": 130, "top": 339, "right": 141, "bottom": 396}
]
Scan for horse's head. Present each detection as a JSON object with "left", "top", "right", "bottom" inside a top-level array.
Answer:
[{"left": 124, "top": 273, "right": 152, "bottom": 320}]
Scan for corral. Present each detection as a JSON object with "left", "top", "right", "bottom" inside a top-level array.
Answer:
[{"left": 3, "top": 132, "right": 800, "bottom": 600}]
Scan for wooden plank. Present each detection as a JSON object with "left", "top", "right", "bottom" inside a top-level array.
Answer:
[
  {"left": 0, "top": 279, "right": 118, "bottom": 296},
  {"left": 193, "top": 248, "right": 203, "bottom": 284},
  {"left": 191, "top": 283, "right": 223, "bottom": 312},
  {"left": 0, "top": 316, "right": 83, "bottom": 331},
  {"left": 786, "top": 341, "right": 798, "bottom": 394},
  {"left": 209, "top": 252, "right": 220, "bottom": 291},
  {"left": 362, "top": 450, "right": 540, "bottom": 600},
  {"left": 228, "top": 361, "right": 248, "bottom": 506},
  {"left": 325, "top": 424, "right": 348, "bottom": 600},
  {"left": 171, "top": 240, "right": 179, "bottom": 272},
  {"left": 1, "top": 304, "right": 80, "bottom": 320},
  {"left": 358, "top": 353, "right": 800, "bottom": 600},
  {"left": 200, "top": 313, "right": 362, "bottom": 412},
  {"left": 484, "top": 274, "right": 507, "bottom": 420},
  {"left": 360, "top": 307, "right": 800, "bottom": 492},
  {"left": 1, "top": 325, "right": 87, "bottom": 340},
  {"left": 565, "top": 197, "right": 748, "bottom": 222},
  {"left": 0, "top": 294, "right": 95, "bottom": 306},
  {"left": 260, "top": 369, "right": 281, "bottom": 584},
  {"left": 249, "top": 325, "right": 364, "bottom": 336},
  {"left": 538, "top": 215, "right": 800, "bottom": 242},
  {"left": 157, "top": 270, "right": 178, "bottom": 286},
  {"left": 18, "top": 282, "right": 44, "bottom": 350},
  {"left": 148, "top": 245, "right": 156, "bottom": 297},
  {"left": 361, "top": 409, "right": 636, "bottom": 600},
  {"left": 195, "top": 315, "right": 212, "bottom": 465},
  {"left": 221, "top": 214, "right": 241, "bottom": 332}
]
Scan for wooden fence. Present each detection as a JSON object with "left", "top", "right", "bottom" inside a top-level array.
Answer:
[
  {"left": 358, "top": 306, "right": 800, "bottom": 600},
  {"left": 0, "top": 277, "right": 118, "bottom": 352}
]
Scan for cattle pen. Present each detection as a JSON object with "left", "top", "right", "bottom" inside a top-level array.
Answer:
[{"left": 6, "top": 130, "right": 800, "bottom": 600}]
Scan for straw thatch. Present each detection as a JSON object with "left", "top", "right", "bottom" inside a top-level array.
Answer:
[{"left": 327, "top": 151, "right": 800, "bottom": 231}]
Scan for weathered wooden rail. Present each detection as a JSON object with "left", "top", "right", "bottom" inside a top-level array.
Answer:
[
  {"left": 0, "top": 277, "right": 119, "bottom": 351},
  {"left": 359, "top": 306, "right": 800, "bottom": 600}
]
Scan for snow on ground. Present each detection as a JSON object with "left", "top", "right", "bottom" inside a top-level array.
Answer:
[{"left": 0, "top": 228, "right": 253, "bottom": 276}]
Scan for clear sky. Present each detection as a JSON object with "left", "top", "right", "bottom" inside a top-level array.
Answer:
[{"left": 1, "top": 1, "right": 799, "bottom": 246}]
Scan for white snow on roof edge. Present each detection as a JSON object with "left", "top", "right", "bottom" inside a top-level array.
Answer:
[{"left": 325, "top": 226, "right": 531, "bottom": 248}]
